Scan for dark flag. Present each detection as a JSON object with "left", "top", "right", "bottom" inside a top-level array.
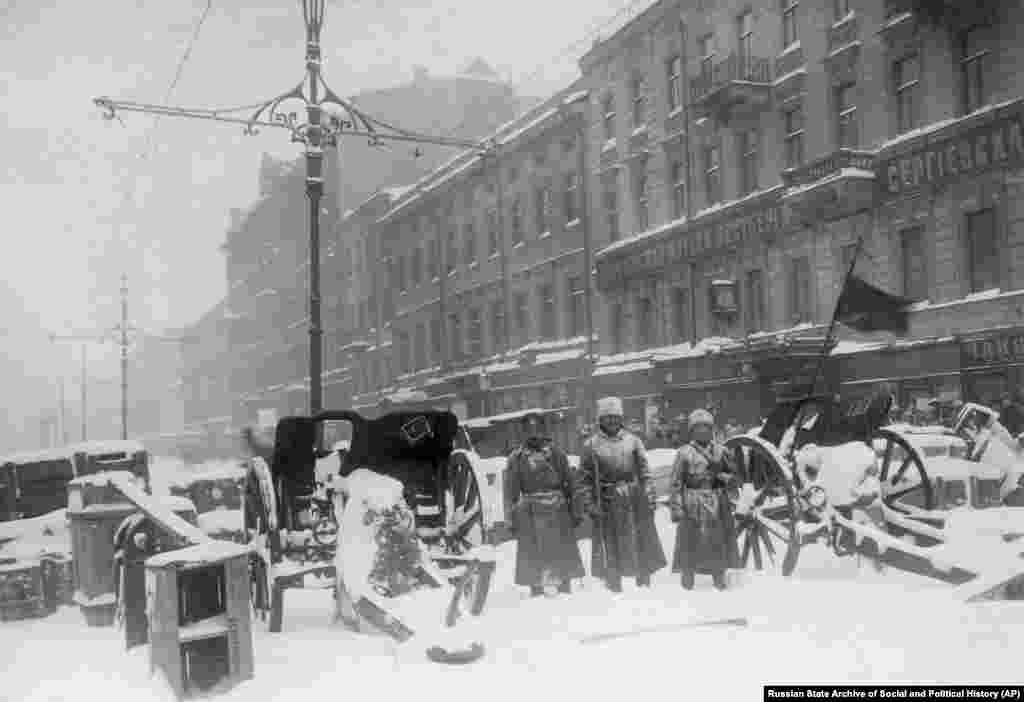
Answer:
[{"left": 835, "top": 275, "right": 915, "bottom": 334}]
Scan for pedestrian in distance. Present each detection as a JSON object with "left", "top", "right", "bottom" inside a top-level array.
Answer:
[
  {"left": 504, "top": 412, "right": 585, "bottom": 597},
  {"left": 580, "top": 397, "right": 667, "bottom": 593},
  {"left": 669, "top": 409, "right": 740, "bottom": 591}
]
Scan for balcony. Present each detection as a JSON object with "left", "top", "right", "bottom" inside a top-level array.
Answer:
[
  {"left": 773, "top": 45, "right": 806, "bottom": 106},
  {"left": 782, "top": 149, "right": 877, "bottom": 222},
  {"left": 826, "top": 14, "right": 861, "bottom": 83},
  {"left": 690, "top": 53, "right": 773, "bottom": 123}
]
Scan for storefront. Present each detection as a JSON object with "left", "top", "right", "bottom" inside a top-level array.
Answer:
[
  {"left": 835, "top": 337, "right": 962, "bottom": 415},
  {"left": 959, "top": 326, "right": 1024, "bottom": 405},
  {"left": 658, "top": 335, "right": 834, "bottom": 430}
]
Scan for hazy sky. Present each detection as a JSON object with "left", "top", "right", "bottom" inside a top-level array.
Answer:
[{"left": 1, "top": 0, "right": 640, "bottom": 383}]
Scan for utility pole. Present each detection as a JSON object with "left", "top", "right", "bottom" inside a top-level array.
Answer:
[
  {"left": 94, "top": 0, "right": 490, "bottom": 420},
  {"left": 80, "top": 345, "right": 88, "bottom": 441},
  {"left": 120, "top": 274, "right": 129, "bottom": 440},
  {"left": 57, "top": 376, "right": 68, "bottom": 445}
]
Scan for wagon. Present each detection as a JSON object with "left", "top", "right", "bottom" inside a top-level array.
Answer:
[
  {"left": 724, "top": 394, "right": 1024, "bottom": 598},
  {"left": 242, "top": 409, "right": 494, "bottom": 633}
]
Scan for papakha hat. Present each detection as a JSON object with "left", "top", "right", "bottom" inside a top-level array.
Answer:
[{"left": 688, "top": 409, "right": 714, "bottom": 427}]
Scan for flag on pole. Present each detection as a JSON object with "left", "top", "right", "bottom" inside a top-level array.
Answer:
[{"left": 835, "top": 275, "right": 915, "bottom": 334}]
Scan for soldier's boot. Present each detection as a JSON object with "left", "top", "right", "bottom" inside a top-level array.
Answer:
[
  {"left": 712, "top": 571, "right": 727, "bottom": 591},
  {"left": 680, "top": 571, "right": 695, "bottom": 590},
  {"left": 557, "top": 579, "right": 572, "bottom": 595},
  {"left": 529, "top": 585, "right": 544, "bottom": 597},
  {"left": 636, "top": 573, "right": 651, "bottom": 588},
  {"left": 606, "top": 575, "right": 623, "bottom": 593}
]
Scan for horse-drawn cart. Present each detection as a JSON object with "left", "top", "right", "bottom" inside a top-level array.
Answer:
[
  {"left": 724, "top": 395, "right": 1024, "bottom": 600},
  {"left": 242, "top": 409, "right": 495, "bottom": 634}
]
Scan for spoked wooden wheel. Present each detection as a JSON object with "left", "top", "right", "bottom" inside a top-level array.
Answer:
[
  {"left": 243, "top": 458, "right": 277, "bottom": 622},
  {"left": 725, "top": 436, "right": 802, "bottom": 576},
  {"left": 445, "top": 452, "right": 485, "bottom": 553},
  {"left": 871, "top": 429, "right": 935, "bottom": 512}
]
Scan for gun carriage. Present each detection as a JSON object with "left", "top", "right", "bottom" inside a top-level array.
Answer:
[
  {"left": 724, "top": 395, "right": 1024, "bottom": 599},
  {"left": 242, "top": 410, "right": 493, "bottom": 633}
]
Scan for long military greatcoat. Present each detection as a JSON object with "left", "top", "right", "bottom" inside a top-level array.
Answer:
[
  {"left": 669, "top": 440, "right": 741, "bottom": 576},
  {"left": 504, "top": 443, "right": 585, "bottom": 587},
  {"left": 580, "top": 430, "right": 667, "bottom": 580}
]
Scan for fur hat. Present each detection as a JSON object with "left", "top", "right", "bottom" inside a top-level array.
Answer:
[
  {"left": 597, "top": 396, "right": 624, "bottom": 417},
  {"left": 688, "top": 409, "right": 714, "bottom": 427}
]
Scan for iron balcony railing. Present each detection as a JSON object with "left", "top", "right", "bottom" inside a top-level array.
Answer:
[
  {"left": 690, "top": 53, "right": 773, "bottom": 104},
  {"left": 692, "top": 52, "right": 770, "bottom": 104}
]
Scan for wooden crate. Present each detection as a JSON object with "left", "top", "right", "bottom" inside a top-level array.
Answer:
[
  {"left": 145, "top": 543, "right": 253, "bottom": 699},
  {"left": 67, "top": 475, "right": 198, "bottom": 627}
]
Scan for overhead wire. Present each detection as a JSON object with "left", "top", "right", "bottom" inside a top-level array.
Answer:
[{"left": 141, "top": 0, "right": 216, "bottom": 161}]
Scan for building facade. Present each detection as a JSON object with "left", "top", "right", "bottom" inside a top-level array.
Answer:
[
  {"left": 349, "top": 84, "right": 594, "bottom": 452},
  {"left": 185, "top": 0, "right": 1024, "bottom": 454},
  {"left": 587, "top": 0, "right": 1024, "bottom": 428},
  {"left": 180, "top": 300, "right": 233, "bottom": 455}
]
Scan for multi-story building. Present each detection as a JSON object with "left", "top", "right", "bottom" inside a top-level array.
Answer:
[
  {"left": 130, "top": 330, "right": 188, "bottom": 439},
  {"left": 350, "top": 83, "right": 594, "bottom": 452},
  {"left": 190, "top": 1, "right": 1024, "bottom": 450},
  {"left": 221, "top": 153, "right": 340, "bottom": 426},
  {"left": 586, "top": 0, "right": 1024, "bottom": 427},
  {"left": 181, "top": 301, "right": 232, "bottom": 446}
]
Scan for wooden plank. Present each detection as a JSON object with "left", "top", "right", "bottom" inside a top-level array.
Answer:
[
  {"left": 108, "top": 475, "right": 209, "bottom": 545},
  {"left": 225, "top": 555, "right": 254, "bottom": 683},
  {"left": 146, "top": 566, "right": 184, "bottom": 699},
  {"left": 580, "top": 618, "right": 749, "bottom": 645}
]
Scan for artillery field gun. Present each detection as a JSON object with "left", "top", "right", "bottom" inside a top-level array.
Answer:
[{"left": 724, "top": 396, "right": 1024, "bottom": 601}]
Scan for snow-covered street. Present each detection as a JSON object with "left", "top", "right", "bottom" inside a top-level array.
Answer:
[{"left": 3, "top": 497, "right": 1023, "bottom": 702}]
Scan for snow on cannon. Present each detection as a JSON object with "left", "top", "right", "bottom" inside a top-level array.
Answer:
[
  {"left": 725, "top": 395, "right": 1024, "bottom": 601},
  {"left": 242, "top": 409, "right": 496, "bottom": 657}
]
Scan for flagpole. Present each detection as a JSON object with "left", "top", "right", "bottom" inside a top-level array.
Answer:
[{"left": 803, "top": 233, "right": 867, "bottom": 404}]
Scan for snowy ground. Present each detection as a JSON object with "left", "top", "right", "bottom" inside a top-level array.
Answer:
[{"left": 2, "top": 458, "right": 1024, "bottom": 701}]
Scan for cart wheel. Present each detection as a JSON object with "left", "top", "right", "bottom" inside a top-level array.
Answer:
[
  {"left": 871, "top": 429, "right": 935, "bottom": 512},
  {"left": 725, "top": 436, "right": 802, "bottom": 577},
  {"left": 443, "top": 561, "right": 494, "bottom": 628},
  {"left": 446, "top": 452, "right": 485, "bottom": 552}
]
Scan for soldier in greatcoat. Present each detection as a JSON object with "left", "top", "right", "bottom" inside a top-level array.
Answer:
[
  {"left": 504, "top": 413, "right": 585, "bottom": 596},
  {"left": 669, "top": 409, "right": 740, "bottom": 590},
  {"left": 580, "top": 397, "right": 667, "bottom": 592}
]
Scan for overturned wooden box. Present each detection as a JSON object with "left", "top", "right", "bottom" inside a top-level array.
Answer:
[{"left": 145, "top": 541, "right": 253, "bottom": 699}]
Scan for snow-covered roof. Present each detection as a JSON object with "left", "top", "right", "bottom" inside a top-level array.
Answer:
[
  {"left": 2, "top": 447, "right": 75, "bottom": 465},
  {"left": 145, "top": 539, "right": 251, "bottom": 568},
  {"left": 71, "top": 440, "right": 146, "bottom": 456},
  {"left": 593, "top": 360, "right": 652, "bottom": 377},
  {"left": 380, "top": 83, "right": 586, "bottom": 223},
  {"left": 462, "top": 406, "right": 573, "bottom": 430}
]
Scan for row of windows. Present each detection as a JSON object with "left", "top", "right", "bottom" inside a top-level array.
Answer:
[
  {"left": 603, "top": 39, "right": 993, "bottom": 236},
  {"left": 387, "top": 171, "right": 580, "bottom": 292},
  {"left": 390, "top": 277, "right": 588, "bottom": 374},
  {"left": 604, "top": 207, "right": 1000, "bottom": 353}
]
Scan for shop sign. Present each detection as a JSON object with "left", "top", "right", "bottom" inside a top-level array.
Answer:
[
  {"left": 880, "top": 108, "right": 1024, "bottom": 198},
  {"left": 961, "top": 331, "right": 1024, "bottom": 368},
  {"left": 597, "top": 202, "right": 786, "bottom": 287}
]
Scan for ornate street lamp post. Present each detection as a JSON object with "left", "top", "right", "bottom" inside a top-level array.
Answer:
[{"left": 95, "top": 0, "right": 488, "bottom": 418}]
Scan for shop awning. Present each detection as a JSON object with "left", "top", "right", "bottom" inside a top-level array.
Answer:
[{"left": 462, "top": 406, "right": 576, "bottom": 430}]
